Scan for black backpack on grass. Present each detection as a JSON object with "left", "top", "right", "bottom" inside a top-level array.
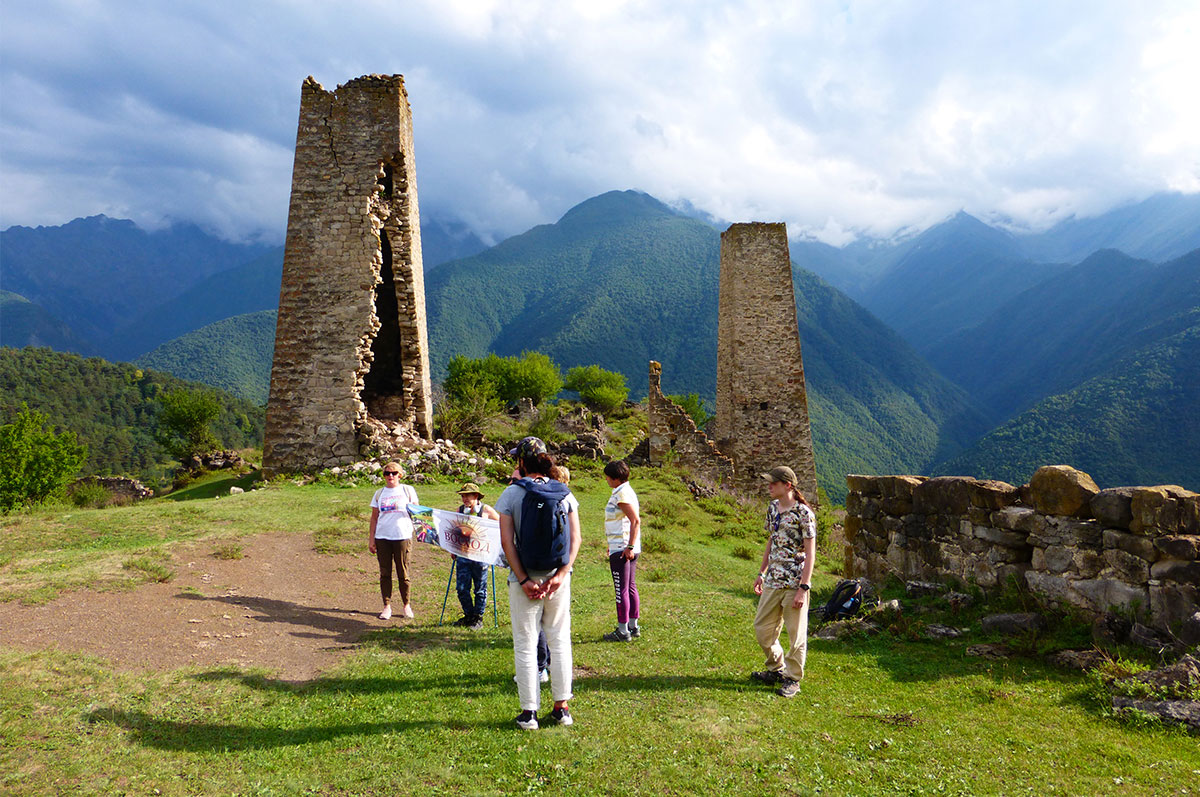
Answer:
[
  {"left": 821, "top": 579, "right": 865, "bottom": 622},
  {"left": 515, "top": 478, "right": 571, "bottom": 571}
]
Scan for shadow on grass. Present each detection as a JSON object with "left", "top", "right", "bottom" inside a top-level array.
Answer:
[
  {"left": 161, "top": 471, "right": 262, "bottom": 502},
  {"left": 85, "top": 707, "right": 442, "bottom": 751},
  {"left": 176, "top": 592, "right": 511, "bottom": 654}
]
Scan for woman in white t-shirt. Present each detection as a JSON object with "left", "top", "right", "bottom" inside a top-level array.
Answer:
[
  {"left": 601, "top": 459, "right": 642, "bottom": 643},
  {"left": 368, "top": 462, "right": 419, "bottom": 620}
]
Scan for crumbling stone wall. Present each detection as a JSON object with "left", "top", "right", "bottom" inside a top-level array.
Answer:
[
  {"left": 710, "top": 222, "right": 818, "bottom": 501},
  {"left": 264, "top": 75, "right": 433, "bottom": 476},
  {"left": 646, "top": 360, "right": 733, "bottom": 487},
  {"left": 845, "top": 465, "right": 1199, "bottom": 634}
]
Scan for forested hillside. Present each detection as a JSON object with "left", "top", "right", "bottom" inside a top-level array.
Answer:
[
  {"left": 0, "top": 347, "right": 265, "bottom": 483},
  {"left": 427, "top": 190, "right": 991, "bottom": 500},
  {"left": 937, "top": 323, "right": 1200, "bottom": 490},
  {"left": 136, "top": 310, "right": 277, "bottom": 405}
]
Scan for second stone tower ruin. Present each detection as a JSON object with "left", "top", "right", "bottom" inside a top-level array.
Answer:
[
  {"left": 264, "top": 74, "right": 433, "bottom": 475},
  {"left": 711, "top": 222, "right": 819, "bottom": 501}
]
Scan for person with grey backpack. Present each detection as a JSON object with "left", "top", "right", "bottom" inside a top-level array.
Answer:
[{"left": 496, "top": 437, "right": 581, "bottom": 730}]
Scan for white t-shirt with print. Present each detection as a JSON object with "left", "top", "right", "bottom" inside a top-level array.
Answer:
[
  {"left": 371, "top": 484, "right": 418, "bottom": 540},
  {"left": 604, "top": 481, "right": 641, "bottom": 554}
]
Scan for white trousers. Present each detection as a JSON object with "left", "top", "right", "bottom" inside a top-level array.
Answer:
[{"left": 509, "top": 574, "right": 573, "bottom": 710}]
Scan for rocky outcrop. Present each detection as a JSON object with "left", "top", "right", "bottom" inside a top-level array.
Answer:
[{"left": 845, "top": 465, "right": 1199, "bottom": 636}]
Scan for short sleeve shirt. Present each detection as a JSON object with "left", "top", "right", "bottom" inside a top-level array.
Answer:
[
  {"left": 371, "top": 484, "right": 418, "bottom": 540},
  {"left": 604, "top": 482, "right": 640, "bottom": 554},
  {"left": 496, "top": 478, "right": 577, "bottom": 582},
  {"left": 763, "top": 499, "right": 817, "bottom": 589}
]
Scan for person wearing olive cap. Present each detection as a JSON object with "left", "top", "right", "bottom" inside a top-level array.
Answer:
[
  {"left": 453, "top": 482, "right": 500, "bottom": 630},
  {"left": 750, "top": 465, "right": 817, "bottom": 698}
]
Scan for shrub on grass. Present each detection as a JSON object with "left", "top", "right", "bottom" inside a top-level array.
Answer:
[
  {"left": 213, "top": 542, "right": 244, "bottom": 560},
  {"left": 70, "top": 480, "right": 112, "bottom": 509},
  {"left": 731, "top": 544, "right": 756, "bottom": 560},
  {"left": 564, "top": 365, "right": 629, "bottom": 414},
  {"left": 0, "top": 404, "right": 88, "bottom": 512},
  {"left": 123, "top": 556, "right": 172, "bottom": 583}
]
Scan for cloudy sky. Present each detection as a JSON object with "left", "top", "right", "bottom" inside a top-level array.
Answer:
[{"left": 2, "top": 0, "right": 1197, "bottom": 245}]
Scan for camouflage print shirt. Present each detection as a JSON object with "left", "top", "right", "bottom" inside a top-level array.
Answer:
[{"left": 762, "top": 500, "right": 817, "bottom": 589}]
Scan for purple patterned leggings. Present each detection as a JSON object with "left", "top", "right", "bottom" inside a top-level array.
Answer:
[{"left": 608, "top": 551, "right": 640, "bottom": 624}]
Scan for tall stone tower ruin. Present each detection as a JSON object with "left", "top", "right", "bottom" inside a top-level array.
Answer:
[
  {"left": 264, "top": 74, "right": 433, "bottom": 476},
  {"left": 711, "top": 222, "right": 819, "bottom": 502}
]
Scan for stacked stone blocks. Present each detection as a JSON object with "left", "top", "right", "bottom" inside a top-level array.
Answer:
[
  {"left": 646, "top": 360, "right": 733, "bottom": 488},
  {"left": 845, "top": 465, "right": 1199, "bottom": 634},
  {"left": 264, "top": 75, "right": 433, "bottom": 476}
]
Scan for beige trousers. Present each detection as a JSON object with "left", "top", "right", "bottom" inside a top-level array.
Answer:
[{"left": 754, "top": 586, "right": 810, "bottom": 681}]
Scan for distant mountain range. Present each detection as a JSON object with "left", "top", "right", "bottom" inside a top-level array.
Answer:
[{"left": 3, "top": 190, "right": 1197, "bottom": 494}]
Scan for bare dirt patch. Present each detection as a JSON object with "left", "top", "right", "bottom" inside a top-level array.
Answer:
[{"left": 0, "top": 532, "right": 451, "bottom": 681}]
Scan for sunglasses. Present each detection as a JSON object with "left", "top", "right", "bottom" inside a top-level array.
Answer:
[{"left": 383, "top": 471, "right": 400, "bottom": 476}]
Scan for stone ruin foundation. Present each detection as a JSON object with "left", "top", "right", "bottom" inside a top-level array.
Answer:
[
  {"left": 649, "top": 222, "right": 818, "bottom": 502},
  {"left": 844, "top": 465, "right": 1199, "bottom": 636},
  {"left": 264, "top": 75, "right": 433, "bottom": 476}
]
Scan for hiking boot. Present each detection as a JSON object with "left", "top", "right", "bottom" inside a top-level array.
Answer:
[
  {"left": 515, "top": 710, "right": 539, "bottom": 730},
  {"left": 452, "top": 615, "right": 472, "bottom": 626},
  {"left": 468, "top": 616, "right": 484, "bottom": 631},
  {"left": 750, "top": 669, "right": 783, "bottom": 685},
  {"left": 776, "top": 678, "right": 801, "bottom": 698},
  {"left": 629, "top": 625, "right": 641, "bottom": 638},
  {"left": 602, "top": 628, "right": 632, "bottom": 642},
  {"left": 543, "top": 706, "right": 573, "bottom": 727}
]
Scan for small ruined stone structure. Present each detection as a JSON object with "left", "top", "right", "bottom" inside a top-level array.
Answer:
[
  {"left": 710, "top": 223, "right": 818, "bottom": 500},
  {"left": 647, "top": 361, "right": 733, "bottom": 488},
  {"left": 264, "top": 75, "right": 433, "bottom": 475},
  {"left": 844, "top": 465, "right": 1199, "bottom": 634}
]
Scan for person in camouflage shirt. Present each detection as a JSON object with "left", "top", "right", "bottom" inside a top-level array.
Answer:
[{"left": 750, "top": 466, "right": 817, "bottom": 698}]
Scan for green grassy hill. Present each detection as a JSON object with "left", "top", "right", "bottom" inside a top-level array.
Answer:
[
  {"left": 0, "top": 346, "right": 265, "bottom": 483},
  {"left": 1, "top": 474, "right": 1195, "bottom": 794},
  {"left": 427, "top": 191, "right": 991, "bottom": 501},
  {"left": 136, "top": 310, "right": 277, "bottom": 405}
]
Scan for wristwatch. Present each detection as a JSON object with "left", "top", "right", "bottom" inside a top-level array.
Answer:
[{"left": 799, "top": 583, "right": 811, "bottom": 591}]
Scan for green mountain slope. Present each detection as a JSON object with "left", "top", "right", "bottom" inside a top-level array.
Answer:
[
  {"left": 427, "top": 190, "right": 991, "bottom": 500},
  {"left": 0, "top": 291, "right": 98, "bottom": 356},
  {"left": 103, "top": 247, "right": 285, "bottom": 361},
  {"left": 929, "top": 249, "right": 1200, "bottom": 423},
  {"left": 136, "top": 310, "right": 277, "bottom": 405},
  {"left": 0, "top": 216, "right": 273, "bottom": 341},
  {"left": 857, "top": 212, "right": 1069, "bottom": 353},
  {"left": 0, "top": 347, "right": 265, "bottom": 483},
  {"left": 936, "top": 321, "right": 1200, "bottom": 490}
]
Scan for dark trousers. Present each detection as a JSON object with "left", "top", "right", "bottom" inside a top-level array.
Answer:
[
  {"left": 609, "top": 550, "right": 640, "bottom": 624},
  {"left": 455, "top": 558, "right": 488, "bottom": 617},
  {"left": 375, "top": 538, "right": 411, "bottom": 604}
]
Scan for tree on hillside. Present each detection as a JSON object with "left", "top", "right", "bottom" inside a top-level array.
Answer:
[
  {"left": 667, "top": 392, "right": 712, "bottom": 429},
  {"left": 0, "top": 404, "right": 88, "bottom": 512},
  {"left": 155, "top": 388, "right": 220, "bottom": 464},
  {"left": 565, "top": 365, "right": 629, "bottom": 414},
  {"left": 444, "top": 351, "right": 563, "bottom": 406}
]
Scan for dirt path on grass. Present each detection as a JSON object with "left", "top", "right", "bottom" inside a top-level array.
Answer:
[{"left": 0, "top": 532, "right": 450, "bottom": 681}]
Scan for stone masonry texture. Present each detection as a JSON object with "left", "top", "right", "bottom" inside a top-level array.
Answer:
[
  {"left": 264, "top": 75, "right": 433, "bottom": 476},
  {"left": 843, "top": 466, "right": 1199, "bottom": 635},
  {"left": 711, "top": 223, "right": 819, "bottom": 502},
  {"left": 646, "top": 360, "right": 734, "bottom": 488}
]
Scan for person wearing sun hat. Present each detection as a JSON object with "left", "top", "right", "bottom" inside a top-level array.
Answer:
[
  {"left": 749, "top": 465, "right": 817, "bottom": 698},
  {"left": 453, "top": 482, "right": 500, "bottom": 630}
]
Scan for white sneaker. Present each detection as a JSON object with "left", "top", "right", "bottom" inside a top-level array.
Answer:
[
  {"left": 379, "top": 605, "right": 392, "bottom": 620},
  {"left": 402, "top": 604, "right": 414, "bottom": 618},
  {"left": 540, "top": 669, "right": 550, "bottom": 683}
]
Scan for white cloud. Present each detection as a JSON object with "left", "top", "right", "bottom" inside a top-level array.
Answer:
[{"left": 1, "top": 0, "right": 1197, "bottom": 245}]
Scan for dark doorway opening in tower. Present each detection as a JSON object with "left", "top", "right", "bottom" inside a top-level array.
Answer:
[{"left": 363, "top": 230, "right": 407, "bottom": 423}]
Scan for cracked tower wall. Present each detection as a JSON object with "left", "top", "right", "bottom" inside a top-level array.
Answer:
[
  {"left": 712, "top": 222, "right": 818, "bottom": 502},
  {"left": 264, "top": 74, "right": 433, "bottom": 476}
]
